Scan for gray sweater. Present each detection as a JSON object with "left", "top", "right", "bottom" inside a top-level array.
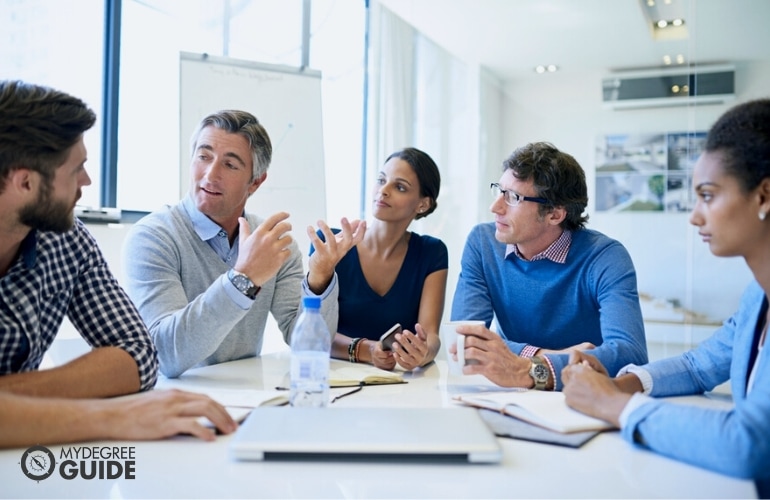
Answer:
[{"left": 121, "top": 200, "right": 338, "bottom": 378}]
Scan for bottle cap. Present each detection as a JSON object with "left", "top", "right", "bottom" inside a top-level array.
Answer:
[{"left": 302, "top": 296, "right": 321, "bottom": 309}]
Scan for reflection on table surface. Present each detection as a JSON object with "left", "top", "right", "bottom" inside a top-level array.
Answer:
[{"left": 0, "top": 352, "right": 755, "bottom": 499}]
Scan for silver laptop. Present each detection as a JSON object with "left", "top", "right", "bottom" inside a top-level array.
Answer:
[{"left": 229, "top": 406, "right": 502, "bottom": 464}]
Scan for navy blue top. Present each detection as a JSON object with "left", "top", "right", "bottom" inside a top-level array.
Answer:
[{"left": 311, "top": 230, "right": 448, "bottom": 340}]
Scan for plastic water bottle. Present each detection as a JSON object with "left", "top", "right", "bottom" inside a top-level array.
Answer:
[{"left": 289, "top": 296, "right": 331, "bottom": 407}]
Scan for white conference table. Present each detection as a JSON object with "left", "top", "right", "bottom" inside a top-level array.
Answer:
[{"left": 0, "top": 352, "right": 756, "bottom": 499}]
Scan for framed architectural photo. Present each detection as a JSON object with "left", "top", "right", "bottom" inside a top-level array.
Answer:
[{"left": 595, "top": 131, "right": 706, "bottom": 212}]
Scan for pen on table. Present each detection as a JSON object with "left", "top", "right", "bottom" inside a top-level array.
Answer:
[{"left": 274, "top": 384, "right": 364, "bottom": 403}]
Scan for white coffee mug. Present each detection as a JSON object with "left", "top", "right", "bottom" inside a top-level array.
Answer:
[{"left": 440, "top": 320, "right": 484, "bottom": 375}]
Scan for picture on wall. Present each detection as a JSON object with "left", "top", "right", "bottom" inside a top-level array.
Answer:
[{"left": 594, "top": 131, "right": 706, "bottom": 212}]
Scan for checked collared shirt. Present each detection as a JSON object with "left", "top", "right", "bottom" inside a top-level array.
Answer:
[{"left": 0, "top": 220, "right": 157, "bottom": 390}]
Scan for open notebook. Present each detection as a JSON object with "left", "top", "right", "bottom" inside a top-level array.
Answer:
[
  {"left": 230, "top": 406, "right": 502, "bottom": 463},
  {"left": 454, "top": 390, "right": 614, "bottom": 434},
  {"left": 328, "top": 361, "right": 405, "bottom": 387}
]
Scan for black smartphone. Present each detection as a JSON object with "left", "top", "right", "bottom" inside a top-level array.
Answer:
[{"left": 379, "top": 323, "right": 402, "bottom": 351}]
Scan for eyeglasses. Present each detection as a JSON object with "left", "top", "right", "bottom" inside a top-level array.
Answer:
[{"left": 490, "top": 183, "right": 550, "bottom": 207}]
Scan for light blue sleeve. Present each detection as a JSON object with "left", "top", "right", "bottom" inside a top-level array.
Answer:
[
  {"left": 621, "top": 379, "right": 770, "bottom": 479},
  {"left": 622, "top": 283, "right": 770, "bottom": 480}
]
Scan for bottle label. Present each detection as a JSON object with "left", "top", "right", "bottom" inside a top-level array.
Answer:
[{"left": 290, "top": 350, "right": 330, "bottom": 407}]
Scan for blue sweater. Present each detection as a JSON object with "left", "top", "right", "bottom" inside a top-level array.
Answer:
[{"left": 452, "top": 222, "right": 647, "bottom": 390}]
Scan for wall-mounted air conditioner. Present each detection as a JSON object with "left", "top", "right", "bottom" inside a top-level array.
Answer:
[{"left": 602, "top": 64, "right": 735, "bottom": 110}]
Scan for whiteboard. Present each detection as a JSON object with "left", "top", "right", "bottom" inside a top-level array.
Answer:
[{"left": 179, "top": 52, "right": 326, "bottom": 258}]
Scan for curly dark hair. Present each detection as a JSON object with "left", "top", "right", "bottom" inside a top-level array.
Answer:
[{"left": 704, "top": 98, "right": 770, "bottom": 193}]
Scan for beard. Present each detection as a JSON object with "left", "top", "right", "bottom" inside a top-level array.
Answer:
[{"left": 18, "top": 180, "right": 76, "bottom": 233}]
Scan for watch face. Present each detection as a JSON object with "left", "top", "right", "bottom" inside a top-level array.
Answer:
[
  {"left": 533, "top": 363, "right": 549, "bottom": 381},
  {"left": 232, "top": 274, "right": 250, "bottom": 292},
  {"left": 229, "top": 270, "right": 258, "bottom": 298}
]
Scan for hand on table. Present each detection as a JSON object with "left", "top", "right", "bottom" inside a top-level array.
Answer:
[{"left": 101, "top": 389, "right": 237, "bottom": 442}]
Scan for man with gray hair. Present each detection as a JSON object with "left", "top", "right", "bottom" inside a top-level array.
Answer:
[{"left": 122, "top": 110, "right": 364, "bottom": 377}]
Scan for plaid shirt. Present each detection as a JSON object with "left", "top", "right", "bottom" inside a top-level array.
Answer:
[{"left": 0, "top": 220, "right": 157, "bottom": 391}]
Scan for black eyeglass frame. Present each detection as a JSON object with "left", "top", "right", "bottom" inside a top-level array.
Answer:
[{"left": 490, "top": 183, "right": 550, "bottom": 206}]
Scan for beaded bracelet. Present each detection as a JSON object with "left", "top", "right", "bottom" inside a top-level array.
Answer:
[
  {"left": 353, "top": 338, "right": 366, "bottom": 363},
  {"left": 348, "top": 338, "right": 362, "bottom": 363}
]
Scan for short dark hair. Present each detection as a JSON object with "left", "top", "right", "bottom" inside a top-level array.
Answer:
[
  {"left": 502, "top": 142, "right": 588, "bottom": 230},
  {"left": 385, "top": 147, "right": 441, "bottom": 220},
  {"left": 190, "top": 110, "right": 272, "bottom": 181},
  {"left": 705, "top": 98, "right": 770, "bottom": 193},
  {"left": 0, "top": 80, "right": 96, "bottom": 193}
]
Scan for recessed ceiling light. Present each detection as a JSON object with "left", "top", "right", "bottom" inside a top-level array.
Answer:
[
  {"left": 676, "top": 54, "right": 685, "bottom": 64},
  {"left": 672, "top": 18, "right": 684, "bottom": 26},
  {"left": 663, "top": 55, "right": 672, "bottom": 65},
  {"left": 534, "top": 65, "right": 559, "bottom": 74},
  {"left": 657, "top": 19, "right": 668, "bottom": 28}
]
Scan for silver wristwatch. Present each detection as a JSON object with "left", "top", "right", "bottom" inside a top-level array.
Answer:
[
  {"left": 227, "top": 268, "right": 260, "bottom": 299},
  {"left": 528, "top": 356, "right": 549, "bottom": 390}
]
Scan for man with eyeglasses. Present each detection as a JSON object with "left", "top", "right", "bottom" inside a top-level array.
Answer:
[{"left": 450, "top": 142, "right": 647, "bottom": 391}]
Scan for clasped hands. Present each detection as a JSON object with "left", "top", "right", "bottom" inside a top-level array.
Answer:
[{"left": 561, "top": 351, "right": 634, "bottom": 428}]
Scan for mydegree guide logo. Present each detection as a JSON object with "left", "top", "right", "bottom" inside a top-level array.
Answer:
[{"left": 20, "top": 445, "right": 137, "bottom": 482}]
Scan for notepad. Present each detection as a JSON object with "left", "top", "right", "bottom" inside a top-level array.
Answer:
[
  {"left": 454, "top": 390, "right": 614, "bottom": 433},
  {"left": 328, "top": 362, "right": 405, "bottom": 387}
]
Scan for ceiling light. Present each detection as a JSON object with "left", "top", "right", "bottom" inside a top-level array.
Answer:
[
  {"left": 534, "top": 65, "right": 559, "bottom": 74},
  {"left": 676, "top": 54, "right": 685, "bottom": 64},
  {"left": 663, "top": 55, "right": 672, "bottom": 65},
  {"left": 640, "top": 0, "right": 689, "bottom": 40}
]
